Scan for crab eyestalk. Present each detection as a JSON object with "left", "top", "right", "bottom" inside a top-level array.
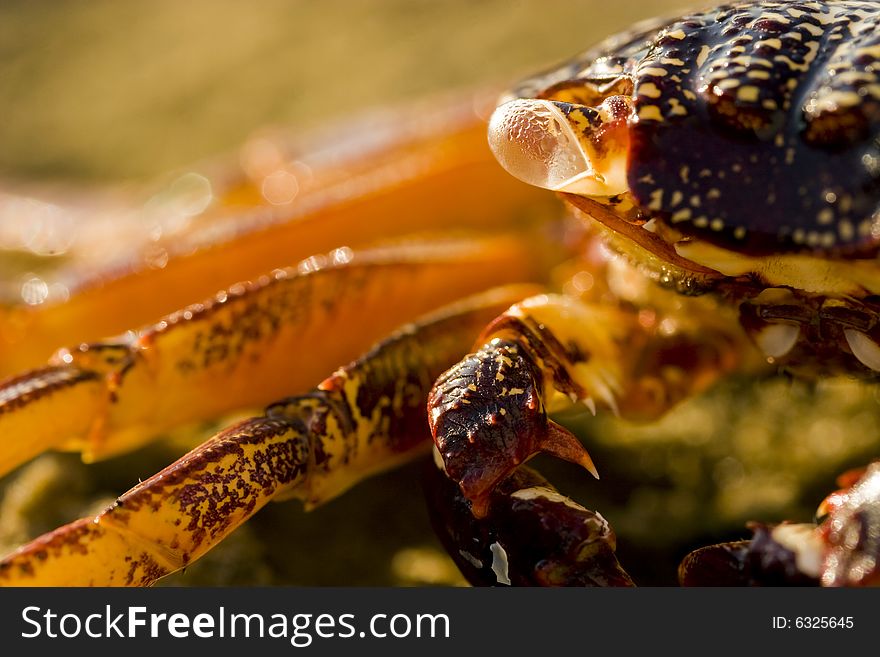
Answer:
[{"left": 487, "top": 96, "right": 632, "bottom": 198}]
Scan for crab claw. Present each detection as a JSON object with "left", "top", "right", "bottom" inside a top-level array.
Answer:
[
  {"left": 428, "top": 338, "right": 596, "bottom": 518},
  {"left": 819, "top": 461, "right": 880, "bottom": 586},
  {"left": 680, "top": 463, "right": 880, "bottom": 587},
  {"left": 487, "top": 96, "right": 631, "bottom": 198},
  {"left": 815, "top": 465, "right": 870, "bottom": 520},
  {"left": 679, "top": 524, "right": 823, "bottom": 586},
  {"left": 424, "top": 458, "right": 634, "bottom": 587},
  {"left": 678, "top": 540, "right": 753, "bottom": 587}
]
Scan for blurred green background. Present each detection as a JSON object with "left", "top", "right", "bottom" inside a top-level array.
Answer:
[{"left": 1, "top": 0, "right": 879, "bottom": 587}]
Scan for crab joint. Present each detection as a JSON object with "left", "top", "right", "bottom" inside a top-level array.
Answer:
[{"left": 487, "top": 96, "right": 631, "bottom": 198}]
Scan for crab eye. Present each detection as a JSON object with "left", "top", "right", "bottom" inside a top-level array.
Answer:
[
  {"left": 488, "top": 99, "right": 586, "bottom": 192},
  {"left": 488, "top": 97, "right": 631, "bottom": 198}
]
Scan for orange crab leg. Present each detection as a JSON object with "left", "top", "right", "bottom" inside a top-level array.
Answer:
[
  {"left": 0, "top": 284, "right": 542, "bottom": 586},
  {"left": 0, "top": 235, "right": 545, "bottom": 478},
  {"left": 0, "top": 97, "right": 554, "bottom": 376}
]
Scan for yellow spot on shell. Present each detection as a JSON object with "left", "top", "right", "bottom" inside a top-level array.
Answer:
[
  {"left": 648, "top": 189, "right": 664, "bottom": 210},
  {"left": 640, "top": 83, "right": 662, "bottom": 98},
  {"left": 668, "top": 98, "right": 688, "bottom": 116},
  {"left": 815, "top": 90, "right": 863, "bottom": 111},
  {"left": 756, "top": 38, "right": 782, "bottom": 49},
  {"left": 857, "top": 45, "right": 880, "bottom": 59},
  {"left": 737, "top": 86, "right": 760, "bottom": 102},
  {"left": 758, "top": 12, "right": 789, "bottom": 23},
  {"left": 672, "top": 209, "right": 692, "bottom": 224},
  {"left": 637, "top": 105, "right": 663, "bottom": 121},
  {"left": 696, "top": 45, "right": 711, "bottom": 68},
  {"left": 834, "top": 71, "right": 875, "bottom": 84},
  {"left": 742, "top": 55, "right": 775, "bottom": 69}
]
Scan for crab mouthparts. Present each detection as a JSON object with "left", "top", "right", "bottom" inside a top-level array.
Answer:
[{"left": 488, "top": 97, "right": 631, "bottom": 198}]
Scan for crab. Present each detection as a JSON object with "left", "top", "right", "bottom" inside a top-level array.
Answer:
[{"left": 1, "top": 0, "right": 879, "bottom": 587}]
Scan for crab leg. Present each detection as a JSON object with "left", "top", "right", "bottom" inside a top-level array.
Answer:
[
  {"left": 0, "top": 284, "right": 542, "bottom": 586},
  {"left": 0, "top": 234, "right": 544, "bottom": 478},
  {"left": 429, "top": 291, "right": 757, "bottom": 517},
  {"left": 0, "top": 98, "right": 554, "bottom": 377}
]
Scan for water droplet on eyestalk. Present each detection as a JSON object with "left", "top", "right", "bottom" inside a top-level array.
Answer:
[{"left": 488, "top": 97, "right": 630, "bottom": 197}]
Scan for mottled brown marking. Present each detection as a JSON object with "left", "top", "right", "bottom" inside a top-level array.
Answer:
[
  {"left": 0, "top": 367, "right": 100, "bottom": 415},
  {"left": 481, "top": 315, "right": 584, "bottom": 397},
  {"left": 108, "top": 417, "right": 307, "bottom": 555}
]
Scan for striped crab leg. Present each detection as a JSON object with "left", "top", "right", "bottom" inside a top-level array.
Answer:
[
  {"left": 0, "top": 97, "right": 554, "bottom": 377},
  {"left": 0, "top": 284, "right": 542, "bottom": 586},
  {"left": 0, "top": 234, "right": 544, "bottom": 478}
]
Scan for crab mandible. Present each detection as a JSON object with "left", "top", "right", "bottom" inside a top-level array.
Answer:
[{"left": 0, "top": 0, "right": 878, "bottom": 586}]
